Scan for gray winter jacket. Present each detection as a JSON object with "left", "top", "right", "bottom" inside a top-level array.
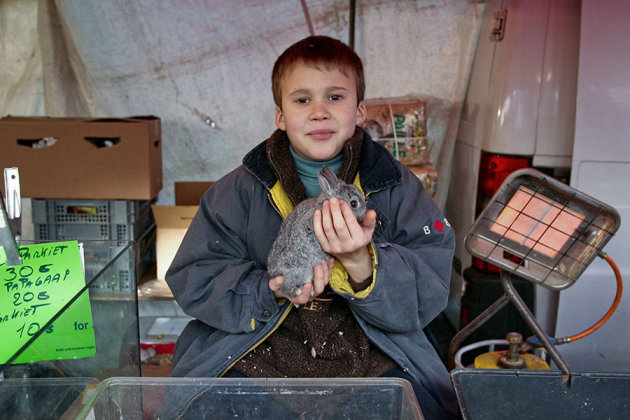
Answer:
[{"left": 166, "top": 130, "right": 457, "bottom": 413}]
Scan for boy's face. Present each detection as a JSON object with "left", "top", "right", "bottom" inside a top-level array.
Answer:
[{"left": 275, "top": 62, "right": 367, "bottom": 161}]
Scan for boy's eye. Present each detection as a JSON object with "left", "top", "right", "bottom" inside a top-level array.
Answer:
[
  {"left": 329, "top": 94, "right": 342, "bottom": 101},
  {"left": 296, "top": 98, "right": 310, "bottom": 104}
]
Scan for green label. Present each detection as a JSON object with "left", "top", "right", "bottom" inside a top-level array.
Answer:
[{"left": 0, "top": 241, "right": 95, "bottom": 364}]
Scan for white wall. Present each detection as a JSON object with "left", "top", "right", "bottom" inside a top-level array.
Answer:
[{"left": 552, "top": 0, "right": 630, "bottom": 371}]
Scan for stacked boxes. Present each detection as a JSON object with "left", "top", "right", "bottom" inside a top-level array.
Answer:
[
  {"left": 32, "top": 199, "right": 156, "bottom": 293},
  {"left": 361, "top": 97, "right": 437, "bottom": 197}
]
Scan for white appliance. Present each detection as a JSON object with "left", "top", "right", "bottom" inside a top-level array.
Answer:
[
  {"left": 554, "top": 0, "right": 630, "bottom": 372},
  {"left": 446, "top": 0, "right": 581, "bottom": 330}
]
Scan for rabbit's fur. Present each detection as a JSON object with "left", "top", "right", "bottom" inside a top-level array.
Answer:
[{"left": 267, "top": 165, "right": 367, "bottom": 297}]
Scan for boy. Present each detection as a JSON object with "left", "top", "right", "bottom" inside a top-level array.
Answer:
[{"left": 166, "top": 35, "right": 458, "bottom": 419}]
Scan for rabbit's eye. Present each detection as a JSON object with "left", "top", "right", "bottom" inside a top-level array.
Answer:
[{"left": 350, "top": 200, "right": 358, "bottom": 208}]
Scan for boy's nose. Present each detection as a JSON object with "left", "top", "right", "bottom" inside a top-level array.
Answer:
[{"left": 310, "top": 101, "right": 330, "bottom": 120}]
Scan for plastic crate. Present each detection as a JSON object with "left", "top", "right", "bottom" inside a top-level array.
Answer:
[
  {"left": 84, "top": 224, "right": 156, "bottom": 294},
  {"left": 32, "top": 199, "right": 153, "bottom": 243}
]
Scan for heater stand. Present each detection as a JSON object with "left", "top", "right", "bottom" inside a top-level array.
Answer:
[{"left": 448, "top": 271, "right": 570, "bottom": 375}]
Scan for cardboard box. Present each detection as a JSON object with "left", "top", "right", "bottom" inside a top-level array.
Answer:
[
  {"left": 360, "top": 97, "right": 431, "bottom": 166},
  {"left": 174, "top": 181, "right": 214, "bottom": 205},
  {"left": 0, "top": 116, "right": 162, "bottom": 199},
  {"left": 151, "top": 205, "right": 198, "bottom": 281}
]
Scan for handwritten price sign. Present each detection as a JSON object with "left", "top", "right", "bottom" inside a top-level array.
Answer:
[{"left": 0, "top": 241, "right": 95, "bottom": 364}]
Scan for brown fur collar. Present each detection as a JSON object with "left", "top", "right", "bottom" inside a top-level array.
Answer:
[{"left": 265, "top": 127, "right": 364, "bottom": 206}]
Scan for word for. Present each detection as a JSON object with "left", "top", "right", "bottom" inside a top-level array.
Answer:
[{"left": 74, "top": 321, "right": 90, "bottom": 330}]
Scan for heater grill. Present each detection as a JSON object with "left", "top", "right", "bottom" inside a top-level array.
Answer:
[{"left": 465, "top": 169, "right": 620, "bottom": 290}]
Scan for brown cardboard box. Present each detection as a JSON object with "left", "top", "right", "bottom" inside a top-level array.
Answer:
[
  {"left": 174, "top": 181, "right": 214, "bottom": 205},
  {"left": 0, "top": 116, "right": 162, "bottom": 199},
  {"left": 360, "top": 97, "right": 431, "bottom": 166},
  {"left": 151, "top": 205, "right": 198, "bottom": 281}
]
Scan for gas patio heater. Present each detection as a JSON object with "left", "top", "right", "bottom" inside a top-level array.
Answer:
[
  {"left": 448, "top": 168, "right": 627, "bottom": 419},
  {"left": 449, "top": 168, "right": 622, "bottom": 374}
]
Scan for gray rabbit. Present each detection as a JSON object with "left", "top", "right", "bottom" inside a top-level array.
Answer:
[{"left": 267, "top": 165, "right": 367, "bottom": 297}]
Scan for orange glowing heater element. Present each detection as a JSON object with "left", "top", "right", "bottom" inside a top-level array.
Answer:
[{"left": 490, "top": 187, "right": 585, "bottom": 259}]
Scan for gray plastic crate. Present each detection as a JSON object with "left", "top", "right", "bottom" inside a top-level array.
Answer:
[
  {"left": 84, "top": 224, "right": 156, "bottom": 294},
  {"left": 31, "top": 199, "right": 155, "bottom": 293},
  {"left": 32, "top": 199, "right": 152, "bottom": 242}
]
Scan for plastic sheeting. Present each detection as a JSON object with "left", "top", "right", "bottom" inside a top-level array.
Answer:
[{"left": 1, "top": 0, "right": 484, "bottom": 207}]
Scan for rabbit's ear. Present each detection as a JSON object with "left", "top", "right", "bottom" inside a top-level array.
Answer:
[{"left": 318, "top": 165, "right": 339, "bottom": 196}]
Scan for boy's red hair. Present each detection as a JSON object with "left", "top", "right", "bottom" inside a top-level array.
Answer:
[{"left": 272, "top": 36, "right": 365, "bottom": 109}]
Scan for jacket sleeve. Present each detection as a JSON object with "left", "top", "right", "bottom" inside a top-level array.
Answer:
[
  {"left": 165, "top": 169, "right": 280, "bottom": 334},
  {"left": 341, "top": 165, "right": 455, "bottom": 333}
]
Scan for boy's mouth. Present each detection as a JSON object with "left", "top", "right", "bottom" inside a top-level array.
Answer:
[{"left": 308, "top": 129, "right": 335, "bottom": 140}]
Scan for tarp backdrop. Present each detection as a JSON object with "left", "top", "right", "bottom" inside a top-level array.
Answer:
[{"left": 1, "top": 0, "right": 484, "bottom": 208}]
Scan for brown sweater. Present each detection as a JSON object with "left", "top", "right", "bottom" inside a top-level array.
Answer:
[{"left": 232, "top": 128, "right": 397, "bottom": 378}]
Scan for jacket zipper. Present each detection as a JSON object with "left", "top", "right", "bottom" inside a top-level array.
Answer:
[
  {"left": 219, "top": 302, "right": 293, "bottom": 376},
  {"left": 218, "top": 188, "right": 293, "bottom": 376}
]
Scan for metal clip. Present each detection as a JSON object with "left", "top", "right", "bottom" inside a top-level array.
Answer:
[
  {"left": 4, "top": 167, "right": 21, "bottom": 221},
  {"left": 491, "top": 8, "right": 507, "bottom": 41},
  {"left": 4, "top": 168, "right": 21, "bottom": 241},
  {"left": 0, "top": 168, "right": 21, "bottom": 266}
]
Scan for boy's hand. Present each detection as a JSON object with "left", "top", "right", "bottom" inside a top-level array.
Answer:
[
  {"left": 314, "top": 198, "right": 377, "bottom": 283},
  {"left": 269, "top": 258, "right": 333, "bottom": 305}
]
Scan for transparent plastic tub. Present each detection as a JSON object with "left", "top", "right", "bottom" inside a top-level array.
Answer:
[
  {"left": 77, "top": 377, "right": 424, "bottom": 419},
  {"left": 0, "top": 377, "right": 98, "bottom": 420}
]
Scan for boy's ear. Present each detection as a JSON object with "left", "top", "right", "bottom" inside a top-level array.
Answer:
[
  {"left": 356, "top": 101, "right": 367, "bottom": 125},
  {"left": 275, "top": 106, "right": 286, "bottom": 130}
]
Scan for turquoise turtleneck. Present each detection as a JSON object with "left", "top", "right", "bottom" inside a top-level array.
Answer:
[{"left": 290, "top": 145, "right": 344, "bottom": 198}]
